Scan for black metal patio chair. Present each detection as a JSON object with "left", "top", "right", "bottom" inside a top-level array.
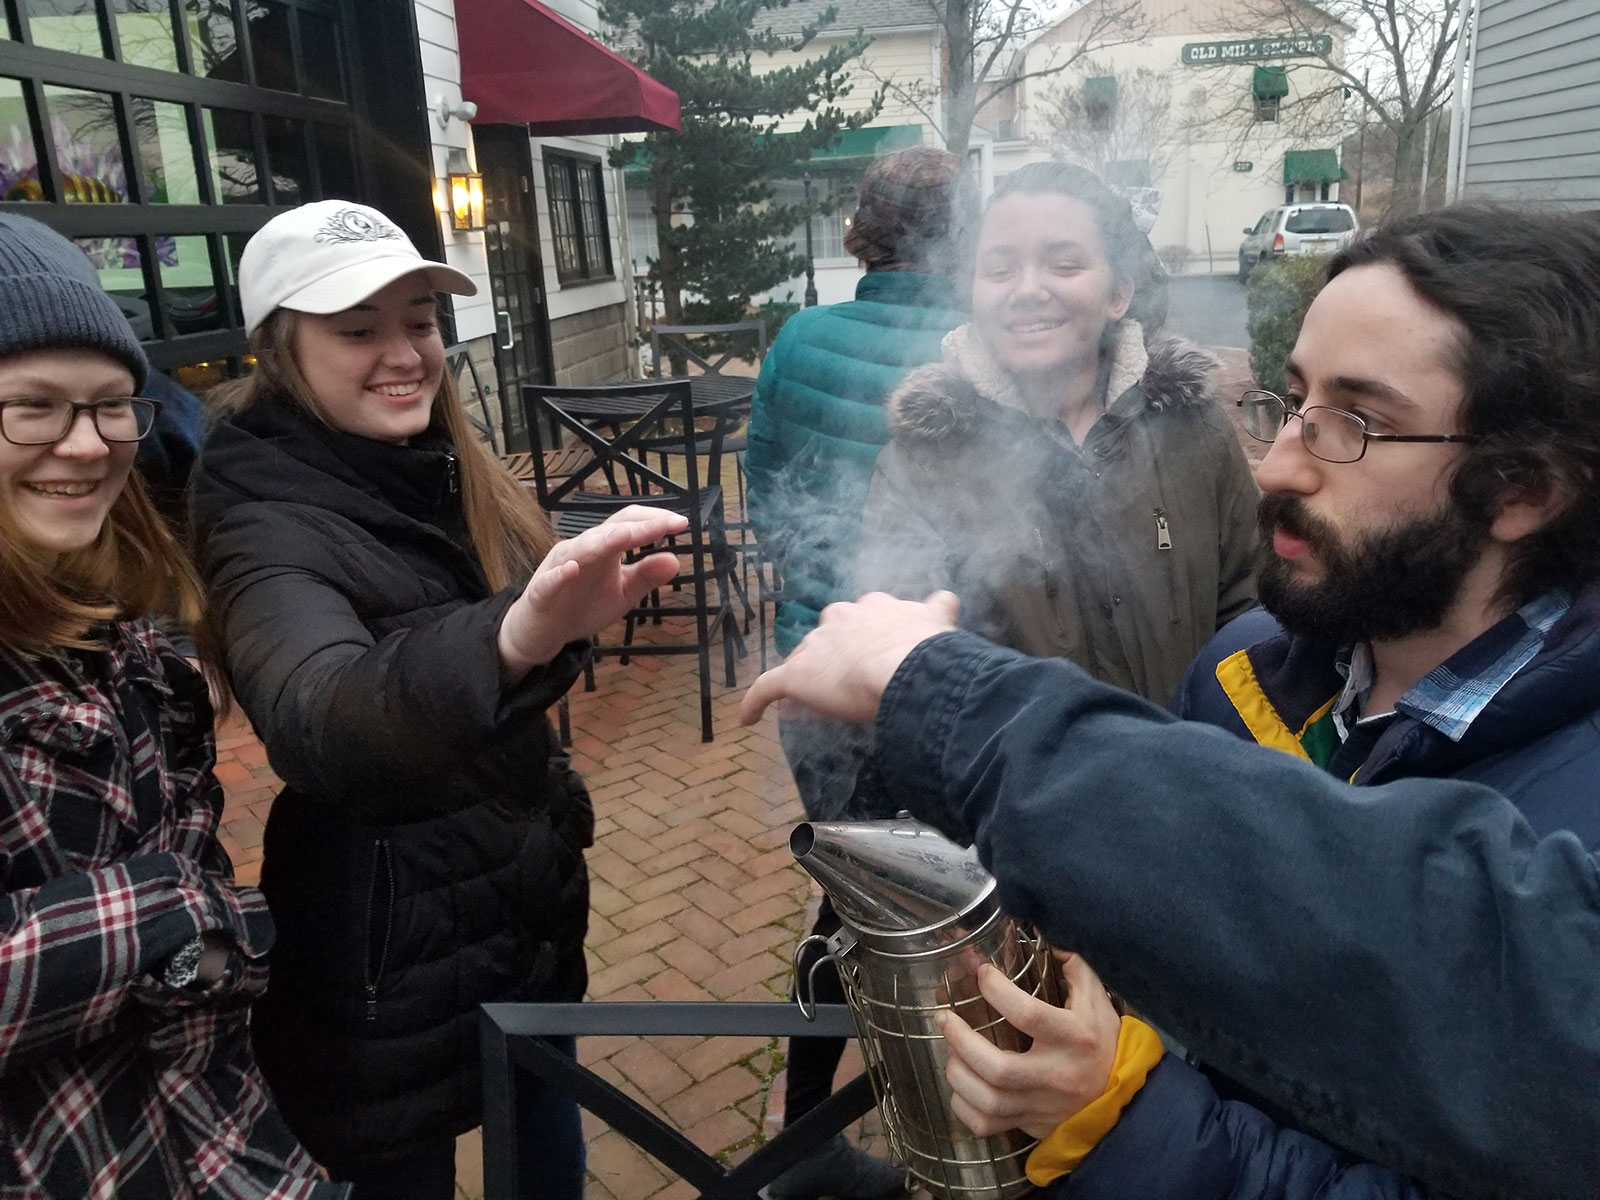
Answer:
[{"left": 520, "top": 379, "right": 744, "bottom": 742}]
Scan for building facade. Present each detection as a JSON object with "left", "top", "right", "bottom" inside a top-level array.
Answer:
[
  {"left": 621, "top": 0, "right": 957, "bottom": 309},
  {"left": 1449, "top": 0, "right": 1600, "bottom": 210},
  {"left": 988, "top": 0, "right": 1352, "bottom": 274},
  {"left": 0, "top": 0, "right": 675, "bottom": 452}
]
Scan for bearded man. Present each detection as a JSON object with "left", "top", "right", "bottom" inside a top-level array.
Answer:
[{"left": 740, "top": 204, "right": 1600, "bottom": 1200}]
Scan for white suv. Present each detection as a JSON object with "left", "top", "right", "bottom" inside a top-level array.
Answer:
[{"left": 1239, "top": 203, "right": 1360, "bottom": 282}]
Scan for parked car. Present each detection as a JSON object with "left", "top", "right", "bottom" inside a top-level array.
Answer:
[{"left": 1239, "top": 203, "right": 1360, "bottom": 282}]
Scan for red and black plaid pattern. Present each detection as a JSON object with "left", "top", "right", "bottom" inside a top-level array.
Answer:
[{"left": 0, "top": 619, "right": 347, "bottom": 1199}]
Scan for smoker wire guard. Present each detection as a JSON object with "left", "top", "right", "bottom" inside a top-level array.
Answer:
[{"left": 795, "top": 911, "right": 1060, "bottom": 1200}]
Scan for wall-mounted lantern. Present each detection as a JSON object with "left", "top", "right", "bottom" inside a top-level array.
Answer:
[{"left": 443, "top": 148, "right": 485, "bottom": 232}]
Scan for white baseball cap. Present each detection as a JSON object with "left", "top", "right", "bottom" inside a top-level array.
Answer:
[{"left": 239, "top": 200, "right": 477, "bottom": 335}]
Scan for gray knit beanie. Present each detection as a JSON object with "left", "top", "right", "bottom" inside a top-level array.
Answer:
[{"left": 0, "top": 214, "right": 149, "bottom": 391}]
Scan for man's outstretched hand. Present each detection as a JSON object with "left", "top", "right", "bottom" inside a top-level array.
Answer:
[{"left": 739, "top": 591, "right": 961, "bottom": 726}]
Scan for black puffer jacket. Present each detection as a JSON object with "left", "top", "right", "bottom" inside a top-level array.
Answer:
[{"left": 190, "top": 394, "right": 592, "bottom": 1175}]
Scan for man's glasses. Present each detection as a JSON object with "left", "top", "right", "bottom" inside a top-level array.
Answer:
[
  {"left": 0, "top": 397, "right": 160, "bottom": 446},
  {"left": 1237, "top": 390, "right": 1478, "bottom": 464}
]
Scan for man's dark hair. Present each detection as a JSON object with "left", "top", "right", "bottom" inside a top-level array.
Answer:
[
  {"left": 989, "top": 160, "right": 1169, "bottom": 334},
  {"left": 1326, "top": 205, "right": 1600, "bottom": 604}
]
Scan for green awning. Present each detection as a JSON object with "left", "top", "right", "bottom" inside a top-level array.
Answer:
[
  {"left": 1252, "top": 66, "right": 1289, "bottom": 100},
  {"left": 1084, "top": 75, "right": 1118, "bottom": 109},
  {"left": 620, "top": 123, "right": 924, "bottom": 178},
  {"left": 809, "top": 123, "right": 923, "bottom": 162},
  {"left": 1283, "top": 148, "right": 1345, "bottom": 185}
]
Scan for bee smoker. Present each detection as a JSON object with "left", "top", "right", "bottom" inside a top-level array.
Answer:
[{"left": 790, "top": 818, "right": 1063, "bottom": 1200}]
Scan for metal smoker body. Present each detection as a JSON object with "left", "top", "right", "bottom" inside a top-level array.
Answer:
[{"left": 791, "top": 819, "right": 1063, "bottom": 1200}]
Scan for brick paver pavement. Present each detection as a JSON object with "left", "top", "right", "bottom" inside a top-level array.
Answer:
[{"left": 214, "top": 609, "right": 886, "bottom": 1200}]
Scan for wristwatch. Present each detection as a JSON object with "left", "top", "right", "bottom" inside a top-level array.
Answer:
[{"left": 161, "top": 935, "right": 207, "bottom": 989}]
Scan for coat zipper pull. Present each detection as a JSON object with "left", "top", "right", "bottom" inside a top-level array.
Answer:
[
  {"left": 446, "top": 452, "right": 460, "bottom": 496},
  {"left": 1153, "top": 508, "right": 1172, "bottom": 551},
  {"left": 1034, "top": 527, "right": 1058, "bottom": 597}
]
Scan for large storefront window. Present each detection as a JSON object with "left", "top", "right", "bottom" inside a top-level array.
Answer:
[{"left": 0, "top": 0, "right": 390, "bottom": 384}]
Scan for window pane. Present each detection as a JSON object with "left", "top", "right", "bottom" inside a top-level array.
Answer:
[
  {"left": 313, "top": 121, "right": 355, "bottom": 197},
  {"left": 113, "top": 0, "right": 181, "bottom": 73},
  {"left": 26, "top": 0, "right": 105, "bottom": 58},
  {"left": 42, "top": 85, "right": 128, "bottom": 204},
  {"left": 1284, "top": 208, "right": 1354, "bottom": 234},
  {"left": 0, "top": 77, "right": 44, "bottom": 201},
  {"left": 202, "top": 105, "right": 261, "bottom": 202},
  {"left": 133, "top": 98, "right": 202, "bottom": 203},
  {"left": 161, "top": 235, "right": 225, "bottom": 333},
  {"left": 75, "top": 234, "right": 154, "bottom": 338},
  {"left": 262, "top": 114, "right": 304, "bottom": 204},
  {"left": 187, "top": 0, "right": 241, "bottom": 80},
  {"left": 575, "top": 163, "right": 609, "bottom": 277},
  {"left": 300, "top": 10, "right": 343, "bottom": 100},
  {"left": 245, "top": 0, "right": 293, "bottom": 92},
  {"left": 544, "top": 157, "right": 581, "bottom": 280}
]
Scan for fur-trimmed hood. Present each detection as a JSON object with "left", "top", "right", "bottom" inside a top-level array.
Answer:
[{"left": 887, "top": 320, "right": 1219, "bottom": 444}]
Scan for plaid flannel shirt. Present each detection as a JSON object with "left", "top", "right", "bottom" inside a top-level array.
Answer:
[
  {"left": 1333, "top": 590, "right": 1574, "bottom": 742},
  {"left": 0, "top": 618, "right": 347, "bottom": 1200}
]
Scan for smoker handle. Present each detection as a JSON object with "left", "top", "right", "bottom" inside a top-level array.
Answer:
[{"left": 793, "top": 934, "right": 840, "bottom": 1023}]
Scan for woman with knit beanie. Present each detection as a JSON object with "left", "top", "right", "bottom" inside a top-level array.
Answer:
[{"left": 0, "top": 213, "right": 342, "bottom": 1198}]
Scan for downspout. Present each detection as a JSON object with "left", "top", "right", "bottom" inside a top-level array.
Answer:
[{"left": 1446, "top": 0, "right": 1483, "bottom": 202}]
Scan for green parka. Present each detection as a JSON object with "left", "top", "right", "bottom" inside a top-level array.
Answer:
[
  {"left": 858, "top": 321, "right": 1260, "bottom": 706},
  {"left": 745, "top": 271, "right": 966, "bottom": 655}
]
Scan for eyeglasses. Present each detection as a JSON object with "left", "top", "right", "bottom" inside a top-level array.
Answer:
[
  {"left": 1237, "top": 390, "right": 1478, "bottom": 464},
  {"left": 0, "top": 397, "right": 160, "bottom": 446}
]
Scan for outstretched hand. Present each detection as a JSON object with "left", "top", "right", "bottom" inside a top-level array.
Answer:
[
  {"left": 937, "top": 952, "right": 1122, "bottom": 1140},
  {"left": 497, "top": 505, "right": 687, "bottom": 681},
  {"left": 739, "top": 590, "right": 961, "bottom": 726}
]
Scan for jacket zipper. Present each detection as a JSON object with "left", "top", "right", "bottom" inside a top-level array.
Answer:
[
  {"left": 1153, "top": 507, "right": 1172, "bottom": 550},
  {"left": 445, "top": 451, "right": 460, "bottom": 496},
  {"left": 1034, "top": 526, "right": 1069, "bottom": 642},
  {"left": 363, "top": 838, "right": 395, "bottom": 1021}
]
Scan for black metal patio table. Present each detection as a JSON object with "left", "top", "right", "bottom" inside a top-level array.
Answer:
[{"left": 479, "top": 1001, "right": 878, "bottom": 1200}]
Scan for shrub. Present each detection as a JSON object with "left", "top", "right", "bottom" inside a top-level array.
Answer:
[
  {"left": 1156, "top": 243, "right": 1193, "bottom": 276},
  {"left": 1246, "top": 255, "right": 1328, "bottom": 394}
]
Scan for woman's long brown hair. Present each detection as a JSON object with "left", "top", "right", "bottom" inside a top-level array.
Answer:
[
  {"left": 0, "top": 469, "right": 206, "bottom": 657},
  {"left": 210, "top": 307, "right": 557, "bottom": 590}
]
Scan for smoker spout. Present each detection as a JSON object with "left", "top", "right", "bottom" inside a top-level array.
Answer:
[{"left": 790, "top": 818, "right": 995, "bottom": 937}]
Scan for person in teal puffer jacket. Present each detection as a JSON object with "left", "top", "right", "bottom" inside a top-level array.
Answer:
[
  {"left": 745, "top": 147, "right": 974, "bottom": 1200},
  {"left": 746, "top": 147, "right": 974, "bottom": 659}
]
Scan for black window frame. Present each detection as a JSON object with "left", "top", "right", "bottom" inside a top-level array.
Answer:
[
  {"left": 0, "top": 0, "right": 439, "bottom": 377},
  {"left": 543, "top": 148, "right": 613, "bottom": 285}
]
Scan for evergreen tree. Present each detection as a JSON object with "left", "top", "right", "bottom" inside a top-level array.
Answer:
[{"left": 604, "top": 0, "right": 882, "bottom": 327}]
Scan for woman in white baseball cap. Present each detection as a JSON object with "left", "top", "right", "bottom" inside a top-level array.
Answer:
[{"left": 190, "top": 201, "right": 684, "bottom": 1198}]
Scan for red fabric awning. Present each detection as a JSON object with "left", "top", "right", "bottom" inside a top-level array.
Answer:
[{"left": 458, "top": 0, "right": 680, "bottom": 135}]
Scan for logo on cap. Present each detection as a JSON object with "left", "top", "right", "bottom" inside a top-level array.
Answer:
[{"left": 314, "top": 207, "right": 404, "bottom": 245}]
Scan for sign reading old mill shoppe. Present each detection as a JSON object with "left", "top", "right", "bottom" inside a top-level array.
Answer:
[{"left": 1180, "top": 34, "right": 1334, "bottom": 65}]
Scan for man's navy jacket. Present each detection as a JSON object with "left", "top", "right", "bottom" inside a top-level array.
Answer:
[{"left": 867, "top": 589, "right": 1600, "bottom": 1200}]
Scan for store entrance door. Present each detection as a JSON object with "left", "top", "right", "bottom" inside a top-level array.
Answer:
[{"left": 476, "top": 125, "right": 554, "bottom": 453}]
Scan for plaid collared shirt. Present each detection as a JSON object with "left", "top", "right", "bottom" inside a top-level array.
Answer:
[
  {"left": 1333, "top": 590, "right": 1573, "bottom": 743},
  {"left": 0, "top": 619, "right": 347, "bottom": 1200}
]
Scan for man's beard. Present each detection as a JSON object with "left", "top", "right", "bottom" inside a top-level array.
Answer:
[{"left": 1256, "top": 492, "right": 1493, "bottom": 644}]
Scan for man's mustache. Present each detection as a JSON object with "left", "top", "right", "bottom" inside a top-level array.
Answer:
[{"left": 1258, "top": 493, "right": 1334, "bottom": 550}]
